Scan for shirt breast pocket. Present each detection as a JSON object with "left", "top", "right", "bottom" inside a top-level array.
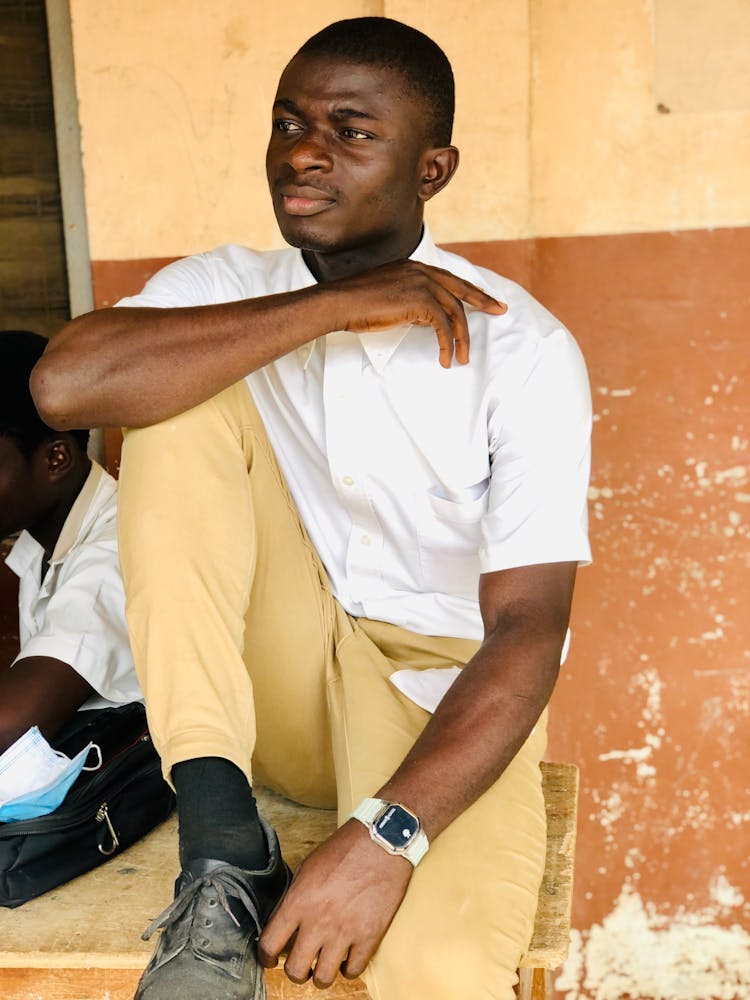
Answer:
[{"left": 416, "top": 482, "right": 489, "bottom": 600}]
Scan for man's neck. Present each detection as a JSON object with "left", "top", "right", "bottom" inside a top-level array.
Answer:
[
  {"left": 302, "top": 225, "right": 425, "bottom": 283},
  {"left": 30, "top": 457, "right": 92, "bottom": 562}
]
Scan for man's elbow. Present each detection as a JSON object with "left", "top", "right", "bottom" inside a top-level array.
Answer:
[
  {"left": 30, "top": 351, "right": 77, "bottom": 429},
  {"left": 30, "top": 323, "right": 92, "bottom": 430}
]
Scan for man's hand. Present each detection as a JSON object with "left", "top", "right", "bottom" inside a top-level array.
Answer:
[
  {"left": 33, "top": 258, "right": 505, "bottom": 429},
  {"left": 324, "top": 260, "right": 507, "bottom": 368},
  {"left": 258, "top": 819, "right": 412, "bottom": 988}
]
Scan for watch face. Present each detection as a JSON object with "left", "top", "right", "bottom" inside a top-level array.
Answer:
[{"left": 374, "top": 804, "right": 419, "bottom": 850}]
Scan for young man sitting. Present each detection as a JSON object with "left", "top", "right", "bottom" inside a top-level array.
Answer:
[
  {"left": 0, "top": 330, "right": 142, "bottom": 757},
  {"left": 34, "top": 17, "right": 591, "bottom": 1000}
]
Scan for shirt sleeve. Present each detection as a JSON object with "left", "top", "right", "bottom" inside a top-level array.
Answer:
[
  {"left": 116, "top": 252, "right": 217, "bottom": 309},
  {"left": 13, "top": 533, "right": 142, "bottom": 706},
  {"left": 479, "top": 325, "right": 592, "bottom": 573}
]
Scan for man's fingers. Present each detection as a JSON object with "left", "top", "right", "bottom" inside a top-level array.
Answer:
[
  {"left": 331, "top": 260, "right": 506, "bottom": 345},
  {"left": 282, "top": 925, "right": 351, "bottom": 988},
  {"left": 428, "top": 284, "right": 472, "bottom": 367},
  {"left": 258, "top": 906, "right": 298, "bottom": 969},
  {"left": 436, "top": 285, "right": 472, "bottom": 365},
  {"left": 341, "top": 940, "right": 371, "bottom": 981},
  {"left": 460, "top": 283, "right": 507, "bottom": 314},
  {"left": 408, "top": 264, "right": 505, "bottom": 367},
  {"left": 311, "top": 940, "right": 352, "bottom": 990},
  {"left": 420, "top": 264, "right": 507, "bottom": 315},
  {"left": 273, "top": 925, "right": 319, "bottom": 984},
  {"left": 432, "top": 321, "right": 456, "bottom": 368}
]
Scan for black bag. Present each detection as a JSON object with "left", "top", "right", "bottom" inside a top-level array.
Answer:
[{"left": 0, "top": 701, "right": 175, "bottom": 907}]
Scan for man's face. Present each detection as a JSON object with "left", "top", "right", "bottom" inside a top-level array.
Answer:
[
  {"left": 0, "top": 436, "right": 46, "bottom": 541},
  {"left": 266, "top": 54, "right": 432, "bottom": 265}
]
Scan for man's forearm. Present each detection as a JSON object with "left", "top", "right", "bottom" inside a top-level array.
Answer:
[
  {"left": 374, "top": 615, "right": 563, "bottom": 842},
  {"left": 31, "top": 288, "right": 329, "bottom": 429},
  {"left": 31, "top": 259, "right": 505, "bottom": 430},
  {"left": 374, "top": 561, "right": 577, "bottom": 841}
]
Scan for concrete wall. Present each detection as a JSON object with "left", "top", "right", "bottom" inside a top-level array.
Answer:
[
  {"left": 60, "top": 2, "right": 750, "bottom": 997},
  {"left": 69, "top": 0, "right": 750, "bottom": 260}
]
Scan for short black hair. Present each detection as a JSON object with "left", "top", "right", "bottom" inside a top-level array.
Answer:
[
  {"left": 296, "top": 18, "right": 455, "bottom": 146},
  {"left": 0, "top": 330, "right": 89, "bottom": 456}
]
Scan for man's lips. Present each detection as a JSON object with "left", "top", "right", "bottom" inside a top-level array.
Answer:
[{"left": 278, "top": 187, "right": 336, "bottom": 217}]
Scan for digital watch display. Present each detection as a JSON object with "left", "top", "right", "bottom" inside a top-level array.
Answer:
[
  {"left": 372, "top": 803, "right": 420, "bottom": 852},
  {"left": 350, "top": 798, "right": 430, "bottom": 866}
]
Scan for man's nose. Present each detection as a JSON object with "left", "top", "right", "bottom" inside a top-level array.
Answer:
[{"left": 286, "top": 129, "right": 332, "bottom": 171}]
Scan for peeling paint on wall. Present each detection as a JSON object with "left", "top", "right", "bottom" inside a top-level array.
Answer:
[
  {"left": 596, "top": 668, "right": 664, "bottom": 782},
  {"left": 533, "top": 227, "right": 750, "bottom": 1000},
  {"left": 557, "top": 882, "right": 750, "bottom": 1000}
]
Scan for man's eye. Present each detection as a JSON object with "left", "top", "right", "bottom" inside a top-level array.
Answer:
[
  {"left": 340, "top": 128, "right": 370, "bottom": 140},
  {"left": 273, "top": 120, "right": 302, "bottom": 133}
]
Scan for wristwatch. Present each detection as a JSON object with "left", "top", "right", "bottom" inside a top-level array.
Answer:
[{"left": 351, "top": 797, "right": 429, "bottom": 866}]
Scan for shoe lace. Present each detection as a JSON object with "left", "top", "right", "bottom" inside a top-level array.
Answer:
[{"left": 142, "top": 865, "right": 260, "bottom": 942}]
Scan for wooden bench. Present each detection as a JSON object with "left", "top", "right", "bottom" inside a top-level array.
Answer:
[
  {"left": 518, "top": 762, "right": 579, "bottom": 1000},
  {"left": 0, "top": 762, "right": 577, "bottom": 1000}
]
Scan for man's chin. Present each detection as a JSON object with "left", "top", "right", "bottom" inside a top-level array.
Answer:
[
  {"left": 278, "top": 227, "right": 341, "bottom": 254},
  {"left": 273, "top": 211, "right": 349, "bottom": 254}
]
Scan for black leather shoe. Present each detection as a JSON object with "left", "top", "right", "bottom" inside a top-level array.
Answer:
[{"left": 134, "top": 817, "right": 291, "bottom": 999}]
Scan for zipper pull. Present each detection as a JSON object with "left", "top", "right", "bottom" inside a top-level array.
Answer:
[{"left": 96, "top": 803, "right": 120, "bottom": 856}]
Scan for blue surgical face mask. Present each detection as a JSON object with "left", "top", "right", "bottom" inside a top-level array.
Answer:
[{"left": 0, "top": 727, "right": 102, "bottom": 823}]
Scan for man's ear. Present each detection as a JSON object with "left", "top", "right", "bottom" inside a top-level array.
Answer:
[
  {"left": 418, "top": 146, "right": 459, "bottom": 202},
  {"left": 43, "top": 439, "right": 75, "bottom": 483}
]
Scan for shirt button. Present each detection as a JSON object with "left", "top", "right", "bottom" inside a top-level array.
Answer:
[
  {"left": 342, "top": 476, "right": 355, "bottom": 486},
  {"left": 360, "top": 535, "right": 371, "bottom": 546}
]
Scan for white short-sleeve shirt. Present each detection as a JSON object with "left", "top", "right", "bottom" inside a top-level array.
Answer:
[
  {"left": 117, "top": 227, "right": 591, "bottom": 641},
  {"left": 5, "top": 462, "right": 143, "bottom": 710}
]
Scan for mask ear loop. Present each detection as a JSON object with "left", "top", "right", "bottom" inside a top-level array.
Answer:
[{"left": 82, "top": 744, "right": 103, "bottom": 771}]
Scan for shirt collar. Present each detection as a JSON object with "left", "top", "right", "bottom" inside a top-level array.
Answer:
[
  {"left": 4, "top": 529, "right": 43, "bottom": 582},
  {"left": 5, "top": 462, "right": 112, "bottom": 581},
  {"left": 50, "top": 461, "right": 112, "bottom": 565},
  {"left": 296, "top": 224, "right": 441, "bottom": 374}
]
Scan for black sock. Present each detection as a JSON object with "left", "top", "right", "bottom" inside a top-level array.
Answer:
[{"left": 172, "top": 757, "right": 269, "bottom": 871}]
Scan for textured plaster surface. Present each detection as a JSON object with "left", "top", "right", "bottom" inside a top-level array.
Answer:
[
  {"left": 69, "top": 0, "right": 530, "bottom": 258},
  {"left": 557, "top": 883, "right": 750, "bottom": 1000},
  {"left": 69, "top": 1, "right": 750, "bottom": 258},
  {"left": 654, "top": 0, "right": 750, "bottom": 112},
  {"left": 530, "top": 0, "right": 750, "bottom": 237},
  {"left": 69, "top": 0, "right": 381, "bottom": 260},
  {"left": 527, "top": 229, "right": 750, "bottom": 999}
]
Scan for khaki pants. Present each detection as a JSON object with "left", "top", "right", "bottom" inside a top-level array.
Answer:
[{"left": 118, "top": 381, "right": 547, "bottom": 1000}]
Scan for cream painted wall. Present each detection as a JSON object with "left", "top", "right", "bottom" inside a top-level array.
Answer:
[
  {"left": 69, "top": 0, "right": 528, "bottom": 260},
  {"left": 531, "top": 0, "right": 750, "bottom": 237},
  {"left": 70, "top": 0, "right": 382, "bottom": 260},
  {"left": 390, "top": 0, "right": 531, "bottom": 245},
  {"left": 69, "top": 0, "right": 750, "bottom": 257}
]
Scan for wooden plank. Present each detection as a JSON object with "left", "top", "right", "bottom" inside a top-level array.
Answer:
[
  {"left": 520, "top": 761, "right": 578, "bottom": 970},
  {"left": 0, "top": 968, "right": 141, "bottom": 1000},
  {"left": 518, "top": 966, "right": 552, "bottom": 1000},
  {"left": 0, "top": 966, "right": 368, "bottom": 1000}
]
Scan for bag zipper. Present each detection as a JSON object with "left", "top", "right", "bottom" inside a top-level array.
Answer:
[
  {"left": 65, "top": 730, "right": 152, "bottom": 803},
  {"left": 95, "top": 802, "right": 120, "bottom": 855},
  {"left": 0, "top": 736, "right": 159, "bottom": 838}
]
